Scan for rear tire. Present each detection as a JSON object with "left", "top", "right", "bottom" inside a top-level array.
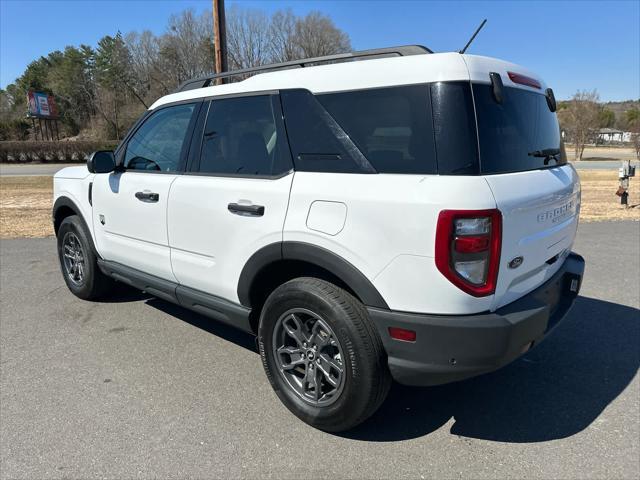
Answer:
[
  {"left": 56, "top": 215, "right": 113, "bottom": 300},
  {"left": 258, "top": 277, "right": 391, "bottom": 432}
]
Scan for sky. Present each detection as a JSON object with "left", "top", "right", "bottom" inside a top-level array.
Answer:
[{"left": 1, "top": 0, "right": 639, "bottom": 101}]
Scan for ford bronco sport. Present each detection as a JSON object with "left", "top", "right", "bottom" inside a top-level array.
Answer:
[{"left": 53, "top": 45, "right": 585, "bottom": 432}]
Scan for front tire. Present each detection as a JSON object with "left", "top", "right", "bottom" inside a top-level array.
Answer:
[
  {"left": 56, "top": 215, "right": 113, "bottom": 300},
  {"left": 258, "top": 278, "right": 391, "bottom": 432}
]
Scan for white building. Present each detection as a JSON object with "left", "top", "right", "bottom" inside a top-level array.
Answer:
[{"left": 597, "top": 128, "right": 633, "bottom": 143}]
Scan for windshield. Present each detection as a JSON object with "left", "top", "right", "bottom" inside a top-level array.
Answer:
[{"left": 472, "top": 84, "right": 565, "bottom": 174}]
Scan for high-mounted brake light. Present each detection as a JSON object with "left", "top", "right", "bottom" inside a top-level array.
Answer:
[
  {"left": 435, "top": 209, "right": 502, "bottom": 297},
  {"left": 507, "top": 71, "right": 541, "bottom": 90}
]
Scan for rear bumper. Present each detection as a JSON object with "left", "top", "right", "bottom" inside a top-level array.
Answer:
[{"left": 368, "top": 252, "right": 585, "bottom": 386}]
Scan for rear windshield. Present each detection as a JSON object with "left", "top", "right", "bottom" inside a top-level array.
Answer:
[{"left": 472, "top": 84, "right": 565, "bottom": 174}]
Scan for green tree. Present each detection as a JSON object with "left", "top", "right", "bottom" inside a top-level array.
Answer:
[
  {"left": 626, "top": 108, "right": 640, "bottom": 129},
  {"left": 95, "top": 32, "right": 145, "bottom": 138},
  {"left": 598, "top": 108, "right": 615, "bottom": 128},
  {"left": 46, "top": 46, "right": 97, "bottom": 135}
]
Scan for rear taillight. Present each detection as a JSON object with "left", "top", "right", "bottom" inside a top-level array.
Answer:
[{"left": 435, "top": 209, "right": 502, "bottom": 297}]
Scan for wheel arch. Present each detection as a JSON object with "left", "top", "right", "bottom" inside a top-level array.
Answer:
[
  {"left": 53, "top": 196, "right": 83, "bottom": 235},
  {"left": 52, "top": 196, "right": 100, "bottom": 257},
  {"left": 238, "top": 242, "right": 389, "bottom": 331}
]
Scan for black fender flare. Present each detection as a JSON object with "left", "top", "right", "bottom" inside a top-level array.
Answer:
[
  {"left": 237, "top": 241, "right": 389, "bottom": 309},
  {"left": 52, "top": 196, "right": 82, "bottom": 232},
  {"left": 52, "top": 196, "right": 100, "bottom": 256}
]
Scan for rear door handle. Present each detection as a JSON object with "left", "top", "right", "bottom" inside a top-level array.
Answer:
[
  {"left": 135, "top": 191, "right": 159, "bottom": 202},
  {"left": 228, "top": 203, "right": 264, "bottom": 217}
]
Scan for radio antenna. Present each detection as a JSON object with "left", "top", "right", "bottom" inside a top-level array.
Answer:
[{"left": 459, "top": 19, "right": 487, "bottom": 54}]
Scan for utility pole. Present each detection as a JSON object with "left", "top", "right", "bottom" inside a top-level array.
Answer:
[{"left": 212, "top": 0, "right": 228, "bottom": 84}]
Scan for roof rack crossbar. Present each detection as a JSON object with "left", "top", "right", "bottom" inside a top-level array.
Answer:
[{"left": 176, "top": 44, "right": 432, "bottom": 92}]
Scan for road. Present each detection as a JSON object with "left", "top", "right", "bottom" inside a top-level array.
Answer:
[
  {"left": 0, "top": 163, "right": 79, "bottom": 176},
  {"left": 572, "top": 160, "right": 639, "bottom": 170},
  {"left": 1, "top": 222, "right": 639, "bottom": 479}
]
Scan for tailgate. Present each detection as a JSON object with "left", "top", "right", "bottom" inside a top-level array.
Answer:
[{"left": 485, "top": 164, "right": 580, "bottom": 310}]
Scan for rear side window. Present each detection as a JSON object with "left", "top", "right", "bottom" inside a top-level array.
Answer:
[
  {"left": 472, "top": 84, "right": 564, "bottom": 174},
  {"left": 125, "top": 103, "right": 196, "bottom": 172},
  {"left": 280, "top": 89, "right": 374, "bottom": 174},
  {"left": 197, "top": 95, "right": 292, "bottom": 176},
  {"left": 318, "top": 85, "right": 437, "bottom": 174}
]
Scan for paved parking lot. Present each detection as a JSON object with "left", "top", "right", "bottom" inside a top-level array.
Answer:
[{"left": 1, "top": 221, "right": 638, "bottom": 479}]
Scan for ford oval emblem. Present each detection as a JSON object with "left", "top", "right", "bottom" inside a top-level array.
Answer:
[{"left": 508, "top": 256, "right": 524, "bottom": 269}]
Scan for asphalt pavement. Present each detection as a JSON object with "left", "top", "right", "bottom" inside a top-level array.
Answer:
[
  {"left": 0, "top": 163, "right": 78, "bottom": 176},
  {"left": 572, "top": 160, "right": 639, "bottom": 170},
  {"left": 1, "top": 221, "right": 639, "bottom": 479}
]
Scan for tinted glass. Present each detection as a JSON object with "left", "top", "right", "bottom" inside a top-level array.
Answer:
[
  {"left": 198, "top": 95, "right": 291, "bottom": 176},
  {"left": 280, "top": 89, "right": 374, "bottom": 174},
  {"left": 473, "top": 84, "right": 564, "bottom": 174},
  {"left": 318, "top": 85, "right": 437, "bottom": 174},
  {"left": 125, "top": 104, "right": 196, "bottom": 172},
  {"left": 430, "top": 82, "right": 479, "bottom": 175}
]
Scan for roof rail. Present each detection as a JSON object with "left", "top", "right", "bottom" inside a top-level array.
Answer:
[{"left": 175, "top": 45, "right": 432, "bottom": 92}]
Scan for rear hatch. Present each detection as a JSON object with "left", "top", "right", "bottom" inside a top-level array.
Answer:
[
  {"left": 485, "top": 166, "right": 579, "bottom": 310},
  {"left": 469, "top": 75, "right": 580, "bottom": 310}
]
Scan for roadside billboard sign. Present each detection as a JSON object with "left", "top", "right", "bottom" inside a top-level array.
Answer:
[{"left": 27, "top": 90, "right": 59, "bottom": 119}]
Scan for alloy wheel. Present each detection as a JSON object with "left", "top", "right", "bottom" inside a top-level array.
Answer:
[
  {"left": 62, "top": 232, "right": 85, "bottom": 286},
  {"left": 272, "top": 308, "right": 346, "bottom": 406}
]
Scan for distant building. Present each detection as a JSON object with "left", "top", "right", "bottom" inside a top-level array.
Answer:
[{"left": 596, "top": 128, "right": 632, "bottom": 143}]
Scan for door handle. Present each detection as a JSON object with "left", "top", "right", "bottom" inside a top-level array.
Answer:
[
  {"left": 135, "top": 191, "right": 159, "bottom": 202},
  {"left": 228, "top": 203, "right": 264, "bottom": 217}
]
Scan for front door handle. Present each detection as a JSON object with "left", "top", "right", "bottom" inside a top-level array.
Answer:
[
  {"left": 228, "top": 203, "right": 264, "bottom": 217},
  {"left": 135, "top": 191, "right": 159, "bottom": 202}
]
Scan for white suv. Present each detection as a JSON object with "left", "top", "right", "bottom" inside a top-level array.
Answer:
[{"left": 53, "top": 46, "right": 585, "bottom": 432}]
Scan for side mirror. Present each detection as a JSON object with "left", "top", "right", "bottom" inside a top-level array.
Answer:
[{"left": 87, "top": 150, "right": 116, "bottom": 174}]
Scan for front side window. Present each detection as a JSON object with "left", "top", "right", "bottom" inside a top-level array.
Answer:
[
  {"left": 125, "top": 103, "right": 196, "bottom": 172},
  {"left": 197, "top": 95, "right": 291, "bottom": 176}
]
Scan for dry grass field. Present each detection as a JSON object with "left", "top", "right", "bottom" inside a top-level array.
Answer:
[
  {"left": 579, "top": 170, "right": 640, "bottom": 221},
  {"left": 0, "top": 176, "right": 53, "bottom": 239},
  {"left": 0, "top": 170, "right": 638, "bottom": 239}
]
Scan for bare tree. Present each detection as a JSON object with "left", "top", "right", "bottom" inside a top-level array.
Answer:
[
  {"left": 159, "top": 9, "right": 213, "bottom": 85},
  {"left": 126, "top": 30, "right": 171, "bottom": 98},
  {"left": 557, "top": 90, "right": 601, "bottom": 161},
  {"left": 625, "top": 108, "right": 640, "bottom": 160},
  {"left": 293, "top": 12, "right": 351, "bottom": 59},
  {"left": 2, "top": 4, "right": 354, "bottom": 141},
  {"left": 268, "top": 9, "right": 298, "bottom": 63},
  {"left": 226, "top": 6, "right": 271, "bottom": 70},
  {"left": 631, "top": 133, "right": 640, "bottom": 160}
]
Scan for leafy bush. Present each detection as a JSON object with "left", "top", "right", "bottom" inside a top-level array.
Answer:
[{"left": 0, "top": 141, "right": 119, "bottom": 163}]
